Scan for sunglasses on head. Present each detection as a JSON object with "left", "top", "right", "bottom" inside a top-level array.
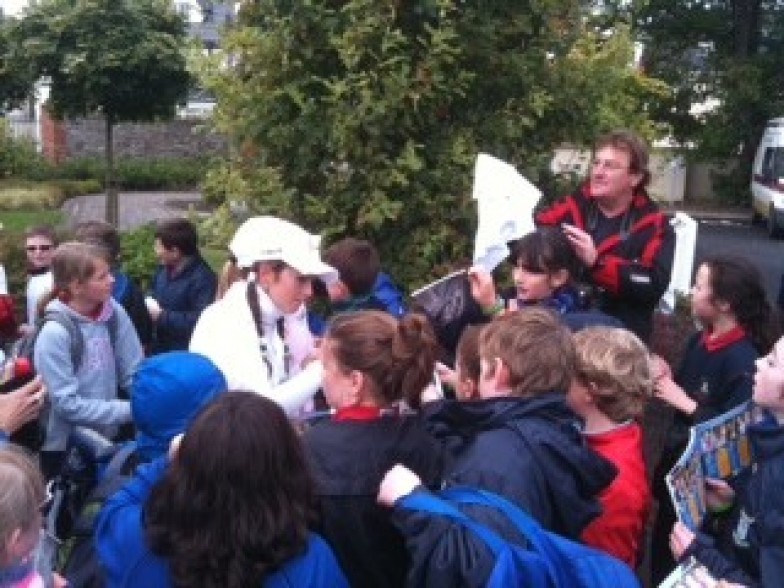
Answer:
[{"left": 26, "top": 245, "right": 53, "bottom": 252}]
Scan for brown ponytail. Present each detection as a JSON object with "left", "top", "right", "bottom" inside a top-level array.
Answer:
[{"left": 326, "top": 311, "right": 437, "bottom": 409}]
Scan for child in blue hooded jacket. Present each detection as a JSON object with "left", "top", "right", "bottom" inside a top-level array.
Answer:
[
  {"left": 97, "top": 391, "right": 348, "bottom": 588},
  {"left": 131, "top": 351, "right": 226, "bottom": 462}
]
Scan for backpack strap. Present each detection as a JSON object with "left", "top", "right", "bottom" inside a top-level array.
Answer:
[
  {"left": 41, "top": 310, "right": 84, "bottom": 369},
  {"left": 398, "top": 491, "right": 509, "bottom": 557},
  {"left": 107, "top": 306, "right": 119, "bottom": 350},
  {"left": 440, "top": 487, "right": 553, "bottom": 556},
  {"left": 101, "top": 441, "right": 138, "bottom": 482}
]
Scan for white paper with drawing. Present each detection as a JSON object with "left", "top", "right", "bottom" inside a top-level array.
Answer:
[{"left": 472, "top": 154, "right": 541, "bottom": 274}]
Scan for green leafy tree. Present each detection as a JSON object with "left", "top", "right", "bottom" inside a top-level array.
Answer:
[
  {"left": 0, "top": 16, "right": 36, "bottom": 112},
  {"left": 637, "top": 0, "right": 784, "bottom": 203},
  {"left": 9, "top": 0, "right": 190, "bottom": 224},
  {"left": 196, "top": 0, "right": 665, "bottom": 287}
]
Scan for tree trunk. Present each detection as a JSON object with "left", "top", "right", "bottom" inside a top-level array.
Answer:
[{"left": 105, "top": 115, "right": 118, "bottom": 226}]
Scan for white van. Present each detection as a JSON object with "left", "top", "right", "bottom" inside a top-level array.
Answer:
[{"left": 751, "top": 118, "right": 784, "bottom": 238}]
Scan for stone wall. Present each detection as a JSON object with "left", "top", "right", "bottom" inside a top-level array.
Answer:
[
  {"left": 40, "top": 109, "right": 228, "bottom": 162},
  {"left": 65, "top": 117, "right": 227, "bottom": 159}
]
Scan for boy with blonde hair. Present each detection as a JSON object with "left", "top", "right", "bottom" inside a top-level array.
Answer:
[{"left": 568, "top": 326, "right": 652, "bottom": 567}]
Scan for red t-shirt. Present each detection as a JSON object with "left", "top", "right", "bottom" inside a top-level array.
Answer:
[{"left": 581, "top": 422, "right": 651, "bottom": 568}]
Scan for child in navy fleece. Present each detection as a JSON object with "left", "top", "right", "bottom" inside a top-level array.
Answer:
[
  {"left": 379, "top": 308, "right": 616, "bottom": 587},
  {"left": 650, "top": 255, "right": 779, "bottom": 584}
]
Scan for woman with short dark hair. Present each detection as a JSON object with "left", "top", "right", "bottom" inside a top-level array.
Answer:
[{"left": 96, "top": 391, "right": 348, "bottom": 588}]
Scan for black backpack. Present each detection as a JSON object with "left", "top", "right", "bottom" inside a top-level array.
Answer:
[
  {"left": 46, "top": 428, "right": 139, "bottom": 588},
  {"left": 4, "top": 309, "right": 119, "bottom": 451}
]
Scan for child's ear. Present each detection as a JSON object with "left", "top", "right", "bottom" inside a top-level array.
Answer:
[
  {"left": 714, "top": 298, "right": 732, "bottom": 314},
  {"left": 345, "top": 369, "right": 366, "bottom": 405},
  {"left": 493, "top": 358, "right": 511, "bottom": 389},
  {"left": 458, "top": 378, "right": 480, "bottom": 401},
  {"left": 548, "top": 269, "right": 570, "bottom": 290},
  {"left": 3, "top": 528, "right": 22, "bottom": 564}
]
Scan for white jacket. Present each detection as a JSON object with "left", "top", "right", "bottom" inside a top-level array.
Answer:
[{"left": 189, "top": 280, "right": 322, "bottom": 415}]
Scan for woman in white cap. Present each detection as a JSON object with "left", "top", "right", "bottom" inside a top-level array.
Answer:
[{"left": 189, "top": 217, "right": 337, "bottom": 415}]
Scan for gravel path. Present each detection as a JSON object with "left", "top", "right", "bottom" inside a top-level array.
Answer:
[{"left": 61, "top": 191, "right": 205, "bottom": 231}]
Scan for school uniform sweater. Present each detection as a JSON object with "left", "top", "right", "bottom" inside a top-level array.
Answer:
[
  {"left": 668, "top": 327, "right": 759, "bottom": 453},
  {"left": 581, "top": 422, "right": 651, "bottom": 567},
  {"left": 651, "top": 326, "right": 759, "bottom": 584}
]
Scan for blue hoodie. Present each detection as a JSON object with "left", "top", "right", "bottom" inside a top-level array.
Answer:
[
  {"left": 131, "top": 352, "right": 226, "bottom": 462},
  {"left": 96, "top": 458, "right": 349, "bottom": 588}
]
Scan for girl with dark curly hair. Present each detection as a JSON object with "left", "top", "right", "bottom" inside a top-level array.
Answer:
[
  {"left": 96, "top": 391, "right": 348, "bottom": 588},
  {"left": 650, "top": 255, "right": 781, "bottom": 583}
]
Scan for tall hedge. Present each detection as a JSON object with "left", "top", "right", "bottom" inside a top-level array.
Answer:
[{"left": 196, "top": 0, "right": 665, "bottom": 289}]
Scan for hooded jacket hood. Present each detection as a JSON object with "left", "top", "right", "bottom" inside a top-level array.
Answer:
[
  {"left": 749, "top": 412, "right": 784, "bottom": 462},
  {"left": 424, "top": 393, "right": 617, "bottom": 538},
  {"left": 132, "top": 351, "right": 226, "bottom": 461}
]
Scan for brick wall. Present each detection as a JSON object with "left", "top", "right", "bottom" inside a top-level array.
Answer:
[{"left": 40, "top": 107, "right": 68, "bottom": 164}]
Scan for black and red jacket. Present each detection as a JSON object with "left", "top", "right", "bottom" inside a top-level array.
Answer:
[{"left": 536, "top": 184, "right": 675, "bottom": 341}]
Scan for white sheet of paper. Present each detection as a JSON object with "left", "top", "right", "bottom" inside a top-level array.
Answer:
[
  {"left": 472, "top": 153, "right": 541, "bottom": 273},
  {"left": 660, "top": 212, "right": 698, "bottom": 312}
]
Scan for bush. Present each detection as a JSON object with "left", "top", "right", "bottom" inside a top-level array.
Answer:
[
  {"left": 34, "top": 157, "right": 209, "bottom": 190},
  {"left": 0, "top": 120, "right": 47, "bottom": 179},
  {"left": 0, "top": 179, "right": 102, "bottom": 211},
  {"left": 119, "top": 224, "right": 158, "bottom": 290}
]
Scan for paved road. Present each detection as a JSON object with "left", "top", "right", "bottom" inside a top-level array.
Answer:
[
  {"left": 61, "top": 191, "right": 204, "bottom": 232},
  {"left": 696, "top": 218, "right": 784, "bottom": 305}
]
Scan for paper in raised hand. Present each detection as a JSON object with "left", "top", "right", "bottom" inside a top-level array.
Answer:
[{"left": 472, "top": 154, "right": 541, "bottom": 273}]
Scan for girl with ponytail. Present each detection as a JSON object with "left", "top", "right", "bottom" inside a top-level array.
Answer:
[{"left": 303, "top": 310, "right": 444, "bottom": 588}]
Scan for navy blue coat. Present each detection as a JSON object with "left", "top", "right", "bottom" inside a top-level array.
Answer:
[
  {"left": 149, "top": 256, "right": 216, "bottom": 354},
  {"left": 392, "top": 394, "right": 617, "bottom": 587},
  {"left": 688, "top": 416, "right": 784, "bottom": 586},
  {"left": 304, "top": 415, "right": 443, "bottom": 588}
]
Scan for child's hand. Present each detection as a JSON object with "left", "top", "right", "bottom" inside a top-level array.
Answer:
[
  {"left": 705, "top": 478, "right": 735, "bottom": 512},
  {"left": 669, "top": 521, "right": 696, "bottom": 560},
  {"left": 651, "top": 354, "right": 672, "bottom": 381},
  {"left": 467, "top": 267, "right": 498, "bottom": 310},
  {"left": 561, "top": 224, "right": 598, "bottom": 267},
  {"left": 654, "top": 376, "right": 698, "bottom": 415},
  {"left": 435, "top": 362, "right": 457, "bottom": 388},
  {"left": 0, "top": 376, "right": 45, "bottom": 434},
  {"left": 53, "top": 572, "right": 69, "bottom": 588},
  {"left": 378, "top": 464, "right": 421, "bottom": 507}
]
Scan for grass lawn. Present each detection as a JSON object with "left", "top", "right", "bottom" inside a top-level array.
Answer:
[{"left": 0, "top": 209, "right": 64, "bottom": 232}]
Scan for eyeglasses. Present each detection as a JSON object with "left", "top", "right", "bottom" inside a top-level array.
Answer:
[
  {"left": 26, "top": 245, "right": 53, "bottom": 252},
  {"left": 591, "top": 159, "right": 630, "bottom": 172}
]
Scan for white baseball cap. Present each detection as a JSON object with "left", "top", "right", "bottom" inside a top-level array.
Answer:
[{"left": 229, "top": 216, "right": 338, "bottom": 283}]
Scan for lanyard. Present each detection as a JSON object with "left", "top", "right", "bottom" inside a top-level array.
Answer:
[{"left": 246, "top": 282, "right": 290, "bottom": 382}]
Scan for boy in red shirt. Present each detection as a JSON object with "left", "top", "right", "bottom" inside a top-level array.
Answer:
[{"left": 568, "top": 326, "right": 652, "bottom": 568}]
